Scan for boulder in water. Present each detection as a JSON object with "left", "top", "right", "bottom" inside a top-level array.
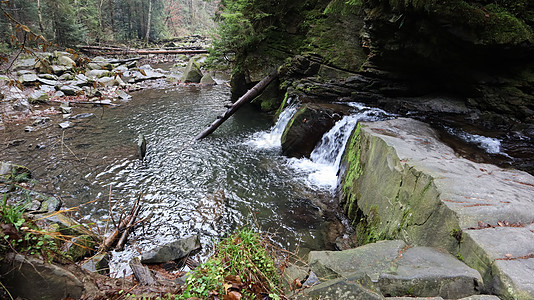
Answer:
[
  {"left": 141, "top": 235, "right": 201, "bottom": 264},
  {"left": 137, "top": 133, "right": 146, "bottom": 160},
  {"left": 181, "top": 58, "right": 203, "bottom": 83},
  {"left": 200, "top": 73, "right": 217, "bottom": 85}
]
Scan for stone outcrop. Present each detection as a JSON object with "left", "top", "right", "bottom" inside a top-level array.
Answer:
[{"left": 339, "top": 118, "right": 534, "bottom": 299}]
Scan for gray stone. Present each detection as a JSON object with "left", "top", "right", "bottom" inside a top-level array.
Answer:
[
  {"left": 28, "top": 90, "right": 49, "bottom": 103},
  {"left": 302, "top": 271, "right": 320, "bottom": 287},
  {"left": 293, "top": 274, "right": 383, "bottom": 300},
  {"left": 60, "top": 103, "right": 72, "bottom": 114},
  {"left": 378, "top": 247, "right": 483, "bottom": 298},
  {"left": 59, "top": 121, "right": 72, "bottom": 129},
  {"left": 86, "top": 69, "right": 114, "bottom": 79},
  {"left": 309, "top": 240, "right": 407, "bottom": 281},
  {"left": 60, "top": 85, "right": 82, "bottom": 96},
  {"left": 0, "top": 253, "right": 84, "bottom": 300},
  {"left": 340, "top": 118, "right": 534, "bottom": 299},
  {"left": 54, "top": 91, "right": 65, "bottom": 97},
  {"left": 58, "top": 55, "right": 75, "bottom": 67},
  {"left": 39, "top": 73, "right": 58, "bottom": 80},
  {"left": 42, "top": 212, "right": 100, "bottom": 241},
  {"left": 18, "top": 73, "right": 39, "bottom": 85},
  {"left": 51, "top": 65, "right": 69, "bottom": 75},
  {"left": 458, "top": 295, "right": 501, "bottom": 300},
  {"left": 181, "top": 58, "right": 203, "bottom": 83},
  {"left": 200, "top": 73, "right": 217, "bottom": 85},
  {"left": 283, "top": 263, "right": 309, "bottom": 288},
  {"left": 61, "top": 235, "right": 96, "bottom": 261},
  {"left": 37, "top": 77, "right": 59, "bottom": 86},
  {"left": 0, "top": 162, "right": 31, "bottom": 180},
  {"left": 141, "top": 235, "right": 201, "bottom": 264},
  {"left": 81, "top": 253, "right": 110, "bottom": 275},
  {"left": 12, "top": 58, "right": 37, "bottom": 71},
  {"left": 58, "top": 73, "right": 74, "bottom": 80}
]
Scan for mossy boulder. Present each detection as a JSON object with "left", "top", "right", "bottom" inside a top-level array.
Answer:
[
  {"left": 281, "top": 103, "right": 343, "bottom": 158},
  {"left": 251, "top": 77, "right": 283, "bottom": 112},
  {"left": 181, "top": 58, "right": 203, "bottom": 83}
]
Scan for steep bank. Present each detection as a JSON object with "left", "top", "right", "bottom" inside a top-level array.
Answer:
[
  {"left": 338, "top": 118, "right": 534, "bottom": 299},
  {"left": 219, "top": 0, "right": 534, "bottom": 173}
]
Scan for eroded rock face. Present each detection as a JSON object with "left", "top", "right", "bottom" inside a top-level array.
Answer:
[
  {"left": 339, "top": 118, "right": 534, "bottom": 299},
  {"left": 281, "top": 103, "right": 343, "bottom": 158}
]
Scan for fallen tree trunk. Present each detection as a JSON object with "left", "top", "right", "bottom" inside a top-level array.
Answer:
[
  {"left": 100, "top": 193, "right": 142, "bottom": 252},
  {"left": 77, "top": 45, "right": 208, "bottom": 55},
  {"left": 195, "top": 71, "right": 278, "bottom": 140}
]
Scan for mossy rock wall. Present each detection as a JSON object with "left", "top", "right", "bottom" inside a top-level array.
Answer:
[{"left": 339, "top": 123, "right": 460, "bottom": 252}]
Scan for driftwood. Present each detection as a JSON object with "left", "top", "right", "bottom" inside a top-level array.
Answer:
[
  {"left": 195, "top": 71, "right": 278, "bottom": 140},
  {"left": 100, "top": 193, "right": 142, "bottom": 252},
  {"left": 129, "top": 257, "right": 157, "bottom": 286},
  {"left": 78, "top": 45, "right": 208, "bottom": 56}
]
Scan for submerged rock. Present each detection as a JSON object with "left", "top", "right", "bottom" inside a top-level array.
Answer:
[
  {"left": 200, "top": 73, "right": 217, "bottom": 85},
  {"left": 141, "top": 235, "right": 201, "bottom": 264}
]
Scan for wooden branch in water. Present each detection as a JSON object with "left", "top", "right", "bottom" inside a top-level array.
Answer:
[
  {"left": 195, "top": 71, "right": 278, "bottom": 140},
  {"left": 129, "top": 257, "right": 157, "bottom": 286},
  {"left": 100, "top": 193, "right": 142, "bottom": 252}
]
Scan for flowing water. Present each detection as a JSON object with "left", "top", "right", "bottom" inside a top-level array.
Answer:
[{"left": 1, "top": 85, "right": 350, "bottom": 276}]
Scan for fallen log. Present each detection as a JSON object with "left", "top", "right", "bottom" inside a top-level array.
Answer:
[
  {"left": 78, "top": 45, "right": 208, "bottom": 56},
  {"left": 195, "top": 71, "right": 278, "bottom": 140},
  {"left": 100, "top": 193, "right": 142, "bottom": 252},
  {"left": 130, "top": 257, "right": 157, "bottom": 286}
]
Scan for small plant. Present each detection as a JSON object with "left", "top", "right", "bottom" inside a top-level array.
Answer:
[{"left": 178, "top": 228, "right": 284, "bottom": 299}]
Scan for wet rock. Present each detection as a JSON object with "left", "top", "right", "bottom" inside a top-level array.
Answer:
[
  {"left": 340, "top": 118, "right": 534, "bottom": 299},
  {"left": 81, "top": 253, "right": 110, "bottom": 275},
  {"left": 181, "top": 58, "right": 203, "bottom": 83},
  {"left": 0, "top": 162, "right": 31, "bottom": 182},
  {"left": 35, "top": 192, "right": 61, "bottom": 212},
  {"left": 281, "top": 103, "right": 343, "bottom": 158},
  {"left": 141, "top": 235, "right": 201, "bottom": 264},
  {"left": 378, "top": 247, "right": 483, "bottom": 298},
  {"left": 43, "top": 212, "right": 100, "bottom": 242},
  {"left": 18, "top": 73, "right": 39, "bottom": 85},
  {"left": 0, "top": 252, "right": 84, "bottom": 300},
  {"left": 200, "top": 73, "right": 217, "bottom": 85},
  {"left": 70, "top": 113, "right": 94, "bottom": 120},
  {"left": 54, "top": 90, "right": 65, "bottom": 97},
  {"left": 24, "top": 126, "right": 34, "bottom": 132},
  {"left": 39, "top": 73, "right": 58, "bottom": 80},
  {"left": 28, "top": 89, "right": 49, "bottom": 103},
  {"left": 58, "top": 73, "right": 74, "bottom": 81}
]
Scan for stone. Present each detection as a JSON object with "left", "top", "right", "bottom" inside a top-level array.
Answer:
[
  {"left": 12, "top": 58, "right": 37, "bottom": 71},
  {"left": 59, "top": 121, "right": 72, "bottom": 129},
  {"left": 37, "top": 77, "right": 59, "bottom": 86},
  {"left": 57, "top": 55, "right": 75, "bottom": 67},
  {"left": 200, "top": 73, "right": 217, "bottom": 85},
  {"left": 81, "top": 252, "right": 110, "bottom": 275},
  {"left": 39, "top": 73, "right": 58, "bottom": 80},
  {"left": 0, "top": 253, "right": 84, "bottom": 300},
  {"left": 339, "top": 118, "right": 534, "bottom": 299},
  {"left": 293, "top": 273, "right": 383, "bottom": 300},
  {"left": 141, "top": 235, "right": 201, "bottom": 264},
  {"left": 60, "top": 103, "right": 72, "bottom": 114},
  {"left": 377, "top": 247, "right": 483, "bottom": 298},
  {"left": 60, "top": 85, "right": 82, "bottom": 96},
  {"left": 42, "top": 212, "right": 100, "bottom": 242},
  {"left": 86, "top": 69, "right": 114, "bottom": 79},
  {"left": 281, "top": 103, "right": 344, "bottom": 158},
  {"left": 18, "top": 73, "right": 39, "bottom": 85},
  {"left": 58, "top": 73, "right": 74, "bottom": 81},
  {"left": 0, "top": 162, "right": 31, "bottom": 181},
  {"left": 61, "top": 235, "right": 96, "bottom": 261},
  {"left": 51, "top": 65, "right": 69, "bottom": 75},
  {"left": 309, "top": 240, "right": 407, "bottom": 281},
  {"left": 181, "top": 58, "right": 203, "bottom": 83},
  {"left": 251, "top": 77, "right": 281, "bottom": 112},
  {"left": 28, "top": 90, "right": 49, "bottom": 103}
]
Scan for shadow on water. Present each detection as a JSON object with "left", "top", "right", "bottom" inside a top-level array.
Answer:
[{"left": 0, "top": 84, "right": 339, "bottom": 276}]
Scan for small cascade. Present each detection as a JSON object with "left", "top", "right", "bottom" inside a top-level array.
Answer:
[
  {"left": 444, "top": 126, "right": 503, "bottom": 154},
  {"left": 246, "top": 101, "right": 299, "bottom": 148},
  {"left": 289, "top": 104, "right": 391, "bottom": 190}
]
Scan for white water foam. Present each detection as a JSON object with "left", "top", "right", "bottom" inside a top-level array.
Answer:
[
  {"left": 445, "top": 127, "right": 502, "bottom": 154},
  {"left": 246, "top": 102, "right": 299, "bottom": 148},
  {"left": 289, "top": 104, "right": 391, "bottom": 190}
]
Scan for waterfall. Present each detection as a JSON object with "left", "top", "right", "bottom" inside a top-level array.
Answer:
[
  {"left": 289, "top": 104, "right": 391, "bottom": 190},
  {"left": 246, "top": 101, "right": 299, "bottom": 149}
]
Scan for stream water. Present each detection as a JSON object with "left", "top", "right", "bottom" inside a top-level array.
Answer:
[{"left": 1, "top": 84, "right": 358, "bottom": 276}]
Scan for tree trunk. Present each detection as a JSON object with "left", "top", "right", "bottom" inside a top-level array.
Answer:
[
  {"left": 145, "top": 0, "right": 152, "bottom": 44},
  {"left": 37, "top": 0, "right": 44, "bottom": 33},
  {"left": 195, "top": 71, "right": 278, "bottom": 140}
]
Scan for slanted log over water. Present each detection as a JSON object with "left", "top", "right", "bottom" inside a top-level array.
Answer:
[
  {"left": 339, "top": 118, "right": 534, "bottom": 299},
  {"left": 195, "top": 71, "right": 278, "bottom": 140}
]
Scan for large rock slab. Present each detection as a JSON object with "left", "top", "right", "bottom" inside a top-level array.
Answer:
[
  {"left": 339, "top": 117, "right": 534, "bottom": 299},
  {"left": 293, "top": 274, "right": 384, "bottom": 300},
  {"left": 141, "top": 235, "right": 201, "bottom": 264},
  {"left": 181, "top": 58, "right": 203, "bottom": 83},
  {"left": 0, "top": 253, "right": 84, "bottom": 300}
]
